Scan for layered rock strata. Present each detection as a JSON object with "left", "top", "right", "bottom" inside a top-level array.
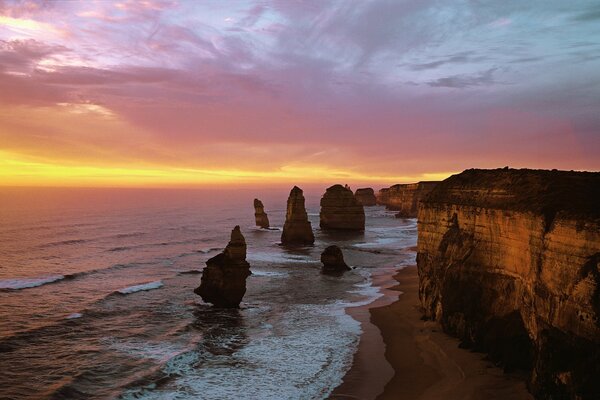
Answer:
[
  {"left": 321, "top": 245, "right": 350, "bottom": 273},
  {"left": 253, "top": 198, "right": 270, "bottom": 229},
  {"left": 195, "top": 226, "right": 251, "bottom": 308},
  {"left": 417, "top": 168, "right": 600, "bottom": 399},
  {"left": 377, "top": 181, "right": 439, "bottom": 217},
  {"left": 320, "top": 184, "right": 365, "bottom": 231},
  {"left": 281, "top": 186, "right": 314, "bottom": 245},
  {"left": 354, "top": 188, "right": 377, "bottom": 206}
]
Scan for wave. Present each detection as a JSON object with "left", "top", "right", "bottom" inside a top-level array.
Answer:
[
  {"left": 177, "top": 270, "right": 202, "bottom": 275},
  {"left": 250, "top": 270, "right": 288, "bottom": 277},
  {"left": 115, "top": 281, "right": 164, "bottom": 295},
  {"left": 197, "top": 247, "right": 221, "bottom": 254},
  {"left": 38, "top": 239, "right": 88, "bottom": 249},
  {"left": 0, "top": 275, "right": 66, "bottom": 290},
  {"left": 107, "top": 239, "right": 201, "bottom": 253}
]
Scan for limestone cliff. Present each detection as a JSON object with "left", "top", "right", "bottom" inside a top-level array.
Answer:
[
  {"left": 320, "top": 184, "right": 365, "bottom": 231},
  {"left": 417, "top": 168, "right": 600, "bottom": 399},
  {"left": 377, "top": 181, "right": 439, "bottom": 217},
  {"left": 195, "top": 226, "right": 251, "bottom": 308},
  {"left": 253, "top": 198, "right": 270, "bottom": 229},
  {"left": 281, "top": 186, "right": 314, "bottom": 245},
  {"left": 354, "top": 188, "right": 377, "bottom": 206}
]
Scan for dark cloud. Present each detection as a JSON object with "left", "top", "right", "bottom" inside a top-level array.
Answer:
[
  {"left": 572, "top": 6, "right": 600, "bottom": 22},
  {"left": 427, "top": 68, "right": 497, "bottom": 88}
]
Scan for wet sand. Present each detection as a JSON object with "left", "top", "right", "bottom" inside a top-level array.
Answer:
[{"left": 330, "top": 265, "right": 533, "bottom": 400}]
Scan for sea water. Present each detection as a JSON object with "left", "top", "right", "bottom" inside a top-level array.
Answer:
[{"left": 0, "top": 187, "right": 416, "bottom": 399}]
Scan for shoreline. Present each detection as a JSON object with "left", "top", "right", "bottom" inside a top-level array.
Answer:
[{"left": 330, "top": 265, "right": 533, "bottom": 400}]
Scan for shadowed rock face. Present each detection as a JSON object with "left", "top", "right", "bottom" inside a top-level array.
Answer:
[
  {"left": 320, "top": 184, "right": 365, "bottom": 231},
  {"left": 354, "top": 188, "right": 377, "bottom": 206},
  {"left": 253, "top": 198, "right": 270, "bottom": 229},
  {"left": 194, "top": 226, "right": 251, "bottom": 308},
  {"left": 377, "top": 181, "right": 439, "bottom": 217},
  {"left": 281, "top": 186, "right": 314, "bottom": 245},
  {"left": 321, "top": 245, "right": 350, "bottom": 273},
  {"left": 417, "top": 168, "right": 600, "bottom": 399}
]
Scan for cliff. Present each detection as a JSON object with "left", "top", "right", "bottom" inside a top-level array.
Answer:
[
  {"left": 195, "top": 226, "right": 251, "bottom": 308},
  {"left": 377, "top": 181, "right": 439, "bottom": 217},
  {"left": 417, "top": 168, "right": 600, "bottom": 399},
  {"left": 320, "top": 184, "right": 365, "bottom": 231},
  {"left": 253, "top": 198, "right": 270, "bottom": 229},
  {"left": 354, "top": 188, "right": 377, "bottom": 206},
  {"left": 281, "top": 186, "right": 314, "bottom": 245}
]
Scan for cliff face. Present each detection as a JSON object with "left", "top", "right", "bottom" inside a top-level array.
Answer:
[
  {"left": 377, "top": 181, "right": 439, "bottom": 217},
  {"left": 320, "top": 184, "right": 365, "bottom": 231},
  {"left": 417, "top": 168, "right": 600, "bottom": 399},
  {"left": 253, "top": 198, "right": 270, "bottom": 229},
  {"left": 281, "top": 186, "right": 314, "bottom": 245},
  {"left": 354, "top": 188, "right": 377, "bottom": 206},
  {"left": 195, "top": 226, "right": 251, "bottom": 308}
]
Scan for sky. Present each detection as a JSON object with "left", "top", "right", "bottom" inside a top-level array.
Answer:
[{"left": 0, "top": 0, "right": 599, "bottom": 187}]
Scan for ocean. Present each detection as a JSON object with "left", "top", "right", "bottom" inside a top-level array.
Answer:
[{"left": 0, "top": 187, "right": 417, "bottom": 399}]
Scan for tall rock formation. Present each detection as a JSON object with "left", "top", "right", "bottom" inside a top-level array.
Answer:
[
  {"left": 321, "top": 245, "right": 350, "bottom": 273},
  {"left": 417, "top": 168, "right": 600, "bottom": 399},
  {"left": 378, "top": 181, "right": 439, "bottom": 217},
  {"left": 253, "top": 198, "right": 270, "bottom": 229},
  {"left": 281, "top": 186, "right": 314, "bottom": 245},
  {"left": 320, "top": 184, "right": 365, "bottom": 231},
  {"left": 195, "top": 226, "right": 251, "bottom": 308},
  {"left": 354, "top": 188, "right": 377, "bottom": 206}
]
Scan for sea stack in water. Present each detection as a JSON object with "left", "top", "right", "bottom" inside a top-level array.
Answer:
[
  {"left": 281, "top": 186, "right": 314, "bottom": 245},
  {"left": 417, "top": 168, "right": 600, "bottom": 399},
  {"left": 194, "top": 226, "right": 251, "bottom": 308},
  {"left": 253, "top": 199, "right": 270, "bottom": 229},
  {"left": 321, "top": 245, "right": 350, "bottom": 273},
  {"left": 354, "top": 188, "right": 377, "bottom": 206},
  {"left": 320, "top": 184, "right": 365, "bottom": 231}
]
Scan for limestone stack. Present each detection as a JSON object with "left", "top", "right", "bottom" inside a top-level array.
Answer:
[
  {"left": 281, "top": 186, "right": 314, "bottom": 245},
  {"left": 321, "top": 245, "right": 350, "bottom": 273},
  {"left": 253, "top": 198, "right": 270, "bottom": 229},
  {"left": 320, "top": 184, "right": 365, "bottom": 231},
  {"left": 194, "top": 226, "right": 251, "bottom": 308},
  {"left": 417, "top": 168, "right": 600, "bottom": 399},
  {"left": 378, "top": 181, "right": 439, "bottom": 217},
  {"left": 354, "top": 188, "right": 377, "bottom": 206}
]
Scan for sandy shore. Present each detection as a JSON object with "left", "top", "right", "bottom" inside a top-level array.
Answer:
[{"left": 330, "top": 265, "right": 533, "bottom": 400}]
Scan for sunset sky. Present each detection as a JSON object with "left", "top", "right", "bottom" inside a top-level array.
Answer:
[{"left": 0, "top": 0, "right": 599, "bottom": 187}]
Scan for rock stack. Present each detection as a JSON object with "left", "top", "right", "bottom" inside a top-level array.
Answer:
[
  {"left": 281, "top": 186, "right": 314, "bottom": 245},
  {"left": 354, "top": 188, "right": 377, "bottom": 206},
  {"left": 194, "top": 226, "right": 251, "bottom": 308},
  {"left": 320, "top": 245, "right": 350, "bottom": 273},
  {"left": 320, "top": 184, "right": 365, "bottom": 231},
  {"left": 253, "top": 198, "right": 270, "bottom": 229}
]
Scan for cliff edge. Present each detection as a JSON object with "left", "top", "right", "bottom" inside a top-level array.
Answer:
[{"left": 417, "top": 168, "right": 600, "bottom": 399}]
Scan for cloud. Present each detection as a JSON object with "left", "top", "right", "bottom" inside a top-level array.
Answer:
[{"left": 427, "top": 68, "right": 498, "bottom": 88}]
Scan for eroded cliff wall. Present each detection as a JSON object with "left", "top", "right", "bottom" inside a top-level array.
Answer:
[
  {"left": 417, "top": 168, "right": 600, "bottom": 399},
  {"left": 377, "top": 181, "right": 439, "bottom": 217}
]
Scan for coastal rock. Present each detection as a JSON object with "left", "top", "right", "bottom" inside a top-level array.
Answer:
[
  {"left": 377, "top": 181, "right": 439, "bottom": 217},
  {"left": 194, "top": 226, "right": 251, "bottom": 308},
  {"left": 320, "top": 184, "right": 365, "bottom": 231},
  {"left": 354, "top": 188, "right": 377, "bottom": 206},
  {"left": 253, "top": 198, "right": 270, "bottom": 229},
  {"left": 321, "top": 245, "right": 350, "bottom": 273},
  {"left": 417, "top": 168, "right": 600, "bottom": 399},
  {"left": 281, "top": 186, "right": 314, "bottom": 245}
]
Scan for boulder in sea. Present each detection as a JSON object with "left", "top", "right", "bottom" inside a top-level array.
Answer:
[
  {"left": 254, "top": 198, "right": 270, "bottom": 229},
  {"left": 194, "top": 226, "right": 251, "bottom": 308},
  {"left": 354, "top": 188, "right": 377, "bottom": 206},
  {"left": 320, "top": 184, "right": 365, "bottom": 231},
  {"left": 281, "top": 186, "right": 314, "bottom": 245},
  {"left": 321, "top": 245, "right": 350, "bottom": 273}
]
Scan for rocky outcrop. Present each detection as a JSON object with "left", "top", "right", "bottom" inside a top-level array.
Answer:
[
  {"left": 417, "top": 168, "right": 600, "bottom": 399},
  {"left": 321, "top": 245, "right": 350, "bottom": 273},
  {"left": 377, "top": 181, "right": 439, "bottom": 217},
  {"left": 320, "top": 184, "right": 365, "bottom": 231},
  {"left": 354, "top": 188, "right": 377, "bottom": 206},
  {"left": 195, "top": 226, "right": 251, "bottom": 308},
  {"left": 253, "top": 198, "right": 270, "bottom": 229},
  {"left": 281, "top": 186, "right": 314, "bottom": 245}
]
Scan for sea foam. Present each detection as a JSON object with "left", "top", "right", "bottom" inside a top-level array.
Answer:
[
  {"left": 116, "top": 281, "right": 164, "bottom": 295},
  {"left": 0, "top": 275, "right": 65, "bottom": 290}
]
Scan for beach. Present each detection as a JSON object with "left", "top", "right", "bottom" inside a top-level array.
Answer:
[{"left": 331, "top": 265, "right": 533, "bottom": 400}]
